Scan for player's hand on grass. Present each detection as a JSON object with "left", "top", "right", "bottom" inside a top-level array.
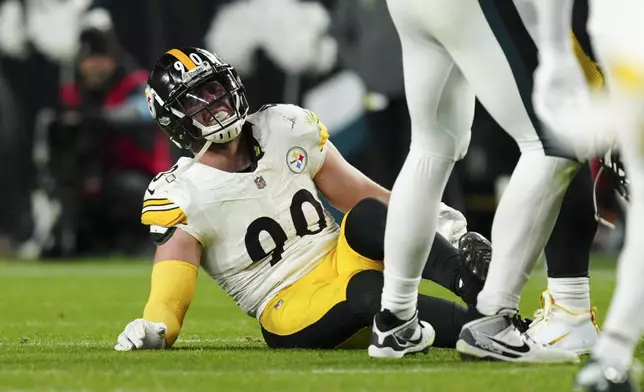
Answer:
[{"left": 114, "top": 318, "right": 167, "bottom": 351}]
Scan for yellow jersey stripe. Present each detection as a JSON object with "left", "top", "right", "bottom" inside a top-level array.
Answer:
[
  {"left": 143, "top": 198, "right": 174, "bottom": 208},
  {"left": 319, "top": 122, "right": 329, "bottom": 151},
  {"left": 141, "top": 207, "right": 187, "bottom": 227},
  {"left": 166, "top": 49, "right": 197, "bottom": 71},
  {"left": 305, "top": 109, "right": 329, "bottom": 150}
]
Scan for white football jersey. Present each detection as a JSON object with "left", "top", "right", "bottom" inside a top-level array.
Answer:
[{"left": 141, "top": 104, "right": 340, "bottom": 318}]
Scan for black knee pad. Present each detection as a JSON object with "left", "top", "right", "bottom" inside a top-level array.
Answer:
[
  {"left": 346, "top": 269, "right": 384, "bottom": 325},
  {"left": 344, "top": 198, "right": 387, "bottom": 260}
]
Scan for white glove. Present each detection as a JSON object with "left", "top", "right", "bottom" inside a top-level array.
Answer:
[
  {"left": 533, "top": 50, "right": 616, "bottom": 159},
  {"left": 533, "top": 50, "right": 589, "bottom": 130},
  {"left": 114, "top": 318, "right": 167, "bottom": 351}
]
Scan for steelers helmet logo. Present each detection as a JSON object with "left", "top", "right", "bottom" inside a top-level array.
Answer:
[
  {"left": 145, "top": 86, "right": 157, "bottom": 119},
  {"left": 287, "top": 147, "right": 308, "bottom": 174}
]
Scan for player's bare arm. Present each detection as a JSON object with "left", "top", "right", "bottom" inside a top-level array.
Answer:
[
  {"left": 313, "top": 141, "right": 390, "bottom": 213},
  {"left": 114, "top": 229, "right": 201, "bottom": 351},
  {"left": 153, "top": 227, "right": 202, "bottom": 265}
]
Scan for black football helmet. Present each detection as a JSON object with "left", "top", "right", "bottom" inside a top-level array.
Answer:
[{"left": 145, "top": 47, "right": 249, "bottom": 149}]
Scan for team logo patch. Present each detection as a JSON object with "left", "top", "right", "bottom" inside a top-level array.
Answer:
[
  {"left": 254, "top": 176, "right": 266, "bottom": 189},
  {"left": 145, "top": 87, "right": 157, "bottom": 118},
  {"left": 287, "top": 147, "right": 307, "bottom": 174}
]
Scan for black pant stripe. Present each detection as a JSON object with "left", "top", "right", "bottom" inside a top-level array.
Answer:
[{"left": 477, "top": 0, "right": 573, "bottom": 158}]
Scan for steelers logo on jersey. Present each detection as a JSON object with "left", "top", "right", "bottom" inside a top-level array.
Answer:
[{"left": 287, "top": 147, "right": 308, "bottom": 174}]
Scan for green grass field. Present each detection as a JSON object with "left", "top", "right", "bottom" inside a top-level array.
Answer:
[{"left": 1, "top": 254, "right": 641, "bottom": 391}]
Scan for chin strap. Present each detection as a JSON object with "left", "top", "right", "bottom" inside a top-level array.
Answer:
[
  {"left": 592, "top": 165, "right": 616, "bottom": 230},
  {"left": 192, "top": 139, "right": 213, "bottom": 164}
]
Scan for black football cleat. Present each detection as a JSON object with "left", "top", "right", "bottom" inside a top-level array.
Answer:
[{"left": 456, "top": 232, "right": 492, "bottom": 305}]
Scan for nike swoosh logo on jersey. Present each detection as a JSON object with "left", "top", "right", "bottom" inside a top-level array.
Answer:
[
  {"left": 147, "top": 187, "right": 156, "bottom": 195},
  {"left": 547, "top": 332, "right": 571, "bottom": 346},
  {"left": 488, "top": 336, "right": 531, "bottom": 353}
]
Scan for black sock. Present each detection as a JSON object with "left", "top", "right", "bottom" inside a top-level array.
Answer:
[
  {"left": 422, "top": 233, "right": 461, "bottom": 288},
  {"left": 545, "top": 163, "right": 596, "bottom": 278}
]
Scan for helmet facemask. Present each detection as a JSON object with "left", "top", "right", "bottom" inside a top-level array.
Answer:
[{"left": 168, "top": 66, "right": 248, "bottom": 145}]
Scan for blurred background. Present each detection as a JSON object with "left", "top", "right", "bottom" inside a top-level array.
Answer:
[{"left": 0, "top": 0, "right": 625, "bottom": 260}]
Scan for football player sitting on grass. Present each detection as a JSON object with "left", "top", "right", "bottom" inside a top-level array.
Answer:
[{"left": 114, "top": 47, "right": 491, "bottom": 354}]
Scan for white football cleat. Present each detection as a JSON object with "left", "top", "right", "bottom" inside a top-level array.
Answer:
[
  {"left": 526, "top": 290, "right": 599, "bottom": 355},
  {"left": 456, "top": 313, "right": 580, "bottom": 363}
]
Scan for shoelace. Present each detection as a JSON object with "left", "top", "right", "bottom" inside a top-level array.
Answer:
[
  {"left": 531, "top": 309, "right": 545, "bottom": 325},
  {"left": 511, "top": 314, "right": 531, "bottom": 334},
  {"left": 529, "top": 291, "right": 601, "bottom": 333},
  {"left": 529, "top": 291, "right": 555, "bottom": 329}
]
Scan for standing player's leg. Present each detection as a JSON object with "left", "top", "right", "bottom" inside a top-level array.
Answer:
[
  {"left": 464, "top": 1, "right": 579, "bottom": 318},
  {"left": 417, "top": 0, "right": 579, "bottom": 362},
  {"left": 369, "top": 0, "right": 474, "bottom": 359},
  {"left": 544, "top": 164, "right": 595, "bottom": 285},
  {"left": 576, "top": 1, "right": 644, "bottom": 389},
  {"left": 527, "top": 27, "right": 604, "bottom": 355},
  {"left": 512, "top": 1, "right": 602, "bottom": 353},
  {"left": 528, "top": 163, "right": 599, "bottom": 354}
]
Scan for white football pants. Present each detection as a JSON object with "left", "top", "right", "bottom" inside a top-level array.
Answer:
[{"left": 381, "top": 0, "right": 579, "bottom": 318}]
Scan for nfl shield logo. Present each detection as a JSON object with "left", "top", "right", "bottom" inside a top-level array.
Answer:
[{"left": 254, "top": 176, "right": 266, "bottom": 189}]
